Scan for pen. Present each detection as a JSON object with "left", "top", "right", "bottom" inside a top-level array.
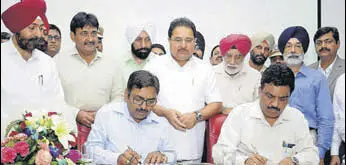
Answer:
[{"left": 127, "top": 146, "right": 141, "bottom": 164}]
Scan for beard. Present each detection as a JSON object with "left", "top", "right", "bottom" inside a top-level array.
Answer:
[
  {"left": 16, "top": 33, "right": 47, "bottom": 52},
  {"left": 131, "top": 44, "right": 151, "bottom": 60},
  {"left": 224, "top": 62, "right": 243, "bottom": 75},
  {"left": 250, "top": 52, "right": 267, "bottom": 65},
  {"left": 284, "top": 53, "right": 304, "bottom": 66}
]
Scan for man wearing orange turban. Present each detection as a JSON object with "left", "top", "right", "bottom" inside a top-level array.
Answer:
[{"left": 214, "top": 34, "right": 261, "bottom": 114}]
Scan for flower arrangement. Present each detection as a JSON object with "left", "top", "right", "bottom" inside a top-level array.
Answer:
[{"left": 1, "top": 111, "right": 82, "bottom": 165}]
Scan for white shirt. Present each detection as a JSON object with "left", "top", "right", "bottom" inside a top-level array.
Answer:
[
  {"left": 1, "top": 39, "right": 75, "bottom": 138},
  {"left": 212, "top": 101, "right": 319, "bottom": 164},
  {"left": 86, "top": 102, "right": 174, "bottom": 164},
  {"left": 318, "top": 56, "right": 336, "bottom": 78},
  {"left": 214, "top": 62, "right": 261, "bottom": 108},
  {"left": 331, "top": 73, "right": 345, "bottom": 155},
  {"left": 54, "top": 47, "right": 124, "bottom": 112},
  {"left": 144, "top": 54, "right": 222, "bottom": 160}
]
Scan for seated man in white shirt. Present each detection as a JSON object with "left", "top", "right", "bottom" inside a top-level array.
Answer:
[
  {"left": 214, "top": 34, "right": 261, "bottom": 114},
  {"left": 213, "top": 64, "right": 319, "bottom": 164},
  {"left": 330, "top": 73, "right": 345, "bottom": 165},
  {"left": 86, "top": 70, "right": 174, "bottom": 165}
]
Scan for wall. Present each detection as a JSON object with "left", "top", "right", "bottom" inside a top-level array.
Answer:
[{"left": 2, "top": 0, "right": 341, "bottom": 65}]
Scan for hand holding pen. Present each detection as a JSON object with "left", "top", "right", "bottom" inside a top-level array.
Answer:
[
  {"left": 243, "top": 144, "right": 268, "bottom": 165},
  {"left": 117, "top": 146, "right": 141, "bottom": 165}
]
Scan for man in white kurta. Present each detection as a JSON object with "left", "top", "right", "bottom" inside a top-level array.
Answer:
[
  {"left": 213, "top": 64, "right": 319, "bottom": 164},
  {"left": 215, "top": 34, "right": 261, "bottom": 114},
  {"left": 144, "top": 17, "right": 222, "bottom": 163},
  {"left": 1, "top": 0, "right": 75, "bottom": 139}
]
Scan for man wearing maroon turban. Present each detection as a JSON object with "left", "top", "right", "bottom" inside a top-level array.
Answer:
[
  {"left": 1, "top": 0, "right": 76, "bottom": 139},
  {"left": 214, "top": 34, "right": 261, "bottom": 114},
  {"left": 278, "top": 26, "right": 334, "bottom": 164}
]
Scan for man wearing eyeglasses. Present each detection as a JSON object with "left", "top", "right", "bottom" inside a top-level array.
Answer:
[
  {"left": 214, "top": 34, "right": 261, "bottom": 114},
  {"left": 144, "top": 17, "right": 222, "bottom": 163},
  {"left": 54, "top": 12, "right": 124, "bottom": 149},
  {"left": 86, "top": 70, "right": 174, "bottom": 165},
  {"left": 308, "top": 26, "right": 345, "bottom": 165},
  {"left": 278, "top": 26, "right": 334, "bottom": 165},
  {"left": 45, "top": 24, "right": 61, "bottom": 57}
]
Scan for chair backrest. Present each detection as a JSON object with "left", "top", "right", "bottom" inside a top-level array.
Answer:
[{"left": 206, "top": 113, "right": 228, "bottom": 163}]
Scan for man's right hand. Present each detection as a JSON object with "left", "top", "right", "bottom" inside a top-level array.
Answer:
[
  {"left": 245, "top": 154, "right": 267, "bottom": 165},
  {"left": 76, "top": 110, "right": 96, "bottom": 127},
  {"left": 163, "top": 109, "right": 186, "bottom": 131},
  {"left": 330, "top": 155, "right": 341, "bottom": 165},
  {"left": 117, "top": 148, "right": 141, "bottom": 165}
]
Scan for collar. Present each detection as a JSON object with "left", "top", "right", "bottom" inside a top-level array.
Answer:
[
  {"left": 249, "top": 100, "right": 292, "bottom": 126},
  {"left": 6, "top": 37, "right": 41, "bottom": 61},
  {"left": 112, "top": 102, "right": 160, "bottom": 124},
  {"left": 124, "top": 51, "right": 154, "bottom": 65},
  {"left": 69, "top": 47, "right": 103, "bottom": 65},
  {"left": 318, "top": 56, "right": 337, "bottom": 75},
  {"left": 166, "top": 52, "right": 197, "bottom": 70},
  {"left": 297, "top": 64, "right": 309, "bottom": 77}
]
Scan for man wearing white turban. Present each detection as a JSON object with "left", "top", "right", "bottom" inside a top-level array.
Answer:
[{"left": 121, "top": 22, "right": 156, "bottom": 86}]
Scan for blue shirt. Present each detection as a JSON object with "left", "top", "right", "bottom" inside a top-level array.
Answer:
[
  {"left": 289, "top": 64, "right": 334, "bottom": 158},
  {"left": 86, "top": 102, "right": 174, "bottom": 164}
]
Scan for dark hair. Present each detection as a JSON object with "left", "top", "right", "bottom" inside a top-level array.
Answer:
[
  {"left": 70, "top": 12, "right": 99, "bottom": 34},
  {"left": 314, "top": 26, "right": 339, "bottom": 43},
  {"left": 49, "top": 24, "right": 61, "bottom": 36},
  {"left": 195, "top": 31, "right": 205, "bottom": 55},
  {"left": 127, "top": 70, "right": 160, "bottom": 97},
  {"left": 210, "top": 45, "right": 220, "bottom": 57},
  {"left": 261, "top": 64, "right": 295, "bottom": 94},
  {"left": 151, "top": 43, "right": 166, "bottom": 54},
  {"left": 168, "top": 17, "right": 196, "bottom": 38},
  {"left": 1, "top": 32, "right": 11, "bottom": 40}
]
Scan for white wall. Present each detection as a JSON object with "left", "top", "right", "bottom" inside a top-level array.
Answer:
[
  {"left": 2, "top": 0, "right": 339, "bottom": 65},
  {"left": 322, "top": 0, "right": 345, "bottom": 59}
]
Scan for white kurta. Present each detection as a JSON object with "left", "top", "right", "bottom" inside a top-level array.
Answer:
[
  {"left": 144, "top": 54, "right": 222, "bottom": 160},
  {"left": 214, "top": 62, "right": 261, "bottom": 109},
  {"left": 213, "top": 101, "right": 319, "bottom": 164},
  {"left": 1, "top": 39, "right": 76, "bottom": 138}
]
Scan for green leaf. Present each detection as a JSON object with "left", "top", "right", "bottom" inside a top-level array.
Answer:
[
  {"left": 51, "top": 161, "right": 58, "bottom": 165},
  {"left": 28, "top": 153, "right": 36, "bottom": 165},
  {"left": 14, "top": 161, "right": 24, "bottom": 165}
]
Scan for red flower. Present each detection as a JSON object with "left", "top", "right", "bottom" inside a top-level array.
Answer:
[
  {"left": 48, "top": 112, "right": 57, "bottom": 117},
  {"left": 20, "top": 121, "right": 26, "bottom": 130},
  {"left": 68, "top": 133, "right": 77, "bottom": 147},
  {"left": 8, "top": 131, "right": 19, "bottom": 137},
  {"left": 53, "top": 142, "right": 64, "bottom": 154},
  {"left": 66, "top": 149, "right": 82, "bottom": 163},
  {"left": 1, "top": 147, "right": 16, "bottom": 163},
  {"left": 13, "top": 141, "right": 29, "bottom": 157},
  {"left": 24, "top": 112, "right": 32, "bottom": 117}
]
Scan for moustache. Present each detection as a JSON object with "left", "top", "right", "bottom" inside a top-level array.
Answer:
[
  {"left": 319, "top": 47, "right": 330, "bottom": 52},
  {"left": 136, "top": 108, "right": 149, "bottom": 113},
  {"left": 84, "top": 41, "right": 95, "bottom": 45},
  {"left": 136, "top": 47, "right": 150, "bottom": 53},
  {"left": 267, "top": 106, "right": 280, "bottom": 112}
]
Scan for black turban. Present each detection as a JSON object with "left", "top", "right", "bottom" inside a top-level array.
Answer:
[{"left": 278, "top": 26, "right": 310, "bottom": 54}]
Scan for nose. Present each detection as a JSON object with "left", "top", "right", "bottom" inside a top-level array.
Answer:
[
  {"left": 140, "top": 101, "right": 148, "bottom": 109},
  {"left": 270, "top": 98, "right": 280, "bottom": 108}
]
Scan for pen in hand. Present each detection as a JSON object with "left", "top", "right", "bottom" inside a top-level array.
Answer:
[{"left": 127, "top": 146, "right": 142, "bottom": 164}]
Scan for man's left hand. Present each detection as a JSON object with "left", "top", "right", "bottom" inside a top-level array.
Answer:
[
  {"left": 320, "top": 159, "right": 325, "bottom": 165},
  {"left": 279, "top": 157, "right": 295, "bottom": 165},
  {"left": 144, "top": 151, "right": 167, "bottom": 164},
  {"left": 179, "top": 112, "right": 197, "bottom": 129}
]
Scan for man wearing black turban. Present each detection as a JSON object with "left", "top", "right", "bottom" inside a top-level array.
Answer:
[{"left": 278, "top": 26, "right": 334, "bottom": 164}]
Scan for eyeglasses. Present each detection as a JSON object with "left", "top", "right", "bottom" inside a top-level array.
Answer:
[
  {"left": 132, "top": 95, "right": 157, "bottom": 107},
  {"left": 79, "top": 31, "right": 98, "bottom": 37},
  {"left": 315, "top": 39, "right": 335, "bottom": 46},
  {"left": 48, "top": 35, "right": 61, "bottom": 41},
  {"left": 170, "top": 37, "right": 195, "bottom": 45}
]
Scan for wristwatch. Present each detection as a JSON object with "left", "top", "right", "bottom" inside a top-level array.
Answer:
[
  {"left": 291, "top": 156, "right": 299, "bottom": 165},
  {"left": 194, "top": 110, "right": 203, "bottom": 122}
]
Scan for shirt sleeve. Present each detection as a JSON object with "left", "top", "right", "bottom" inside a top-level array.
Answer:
[
  {"left": 212, "top": 108, "right": 242, "bottom": 164},
  {"left": 330, "top": 75, "right": 345, "bottom": 155},
  {"left": 204, "top": 67, "right": 222, "bottom": 104},
  {"left": 86, "top": 109, "right": 121, "bottom": 164},
  {"left": 292, "top": 112, "right": 320, "bottom": 164},
  {"left": 315, "top": 75, "right": 335, "bottom": 158}
]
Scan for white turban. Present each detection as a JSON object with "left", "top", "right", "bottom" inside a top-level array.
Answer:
[
  {"left": 250, "top": 32, "right": 275, "bottom": 51},
  {"left": 125, "top": 22, "right": 156, "bottom": 44}
]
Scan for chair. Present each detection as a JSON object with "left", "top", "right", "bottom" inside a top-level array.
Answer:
[{"left": 206, "top": 113, "right": 228, "bottom": 164}]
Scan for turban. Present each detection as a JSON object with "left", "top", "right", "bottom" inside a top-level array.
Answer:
[
  {"left": 250, "top": 32, "right": 275, "bottom": 52},
  {"left": 125, "top": 22, "right": 156, "bottom": 44},
  {"left": 219, "top": 34, "right": 252, "bottom": 56},
  {"left": 1, "top": 0, "right": 49, "bottom": 33},
  {"left": 195, "top": 31, "right": 205, "bottom": 54},
  {"left": 278, "top": 26, "right": 310, "bottom": 54}
]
